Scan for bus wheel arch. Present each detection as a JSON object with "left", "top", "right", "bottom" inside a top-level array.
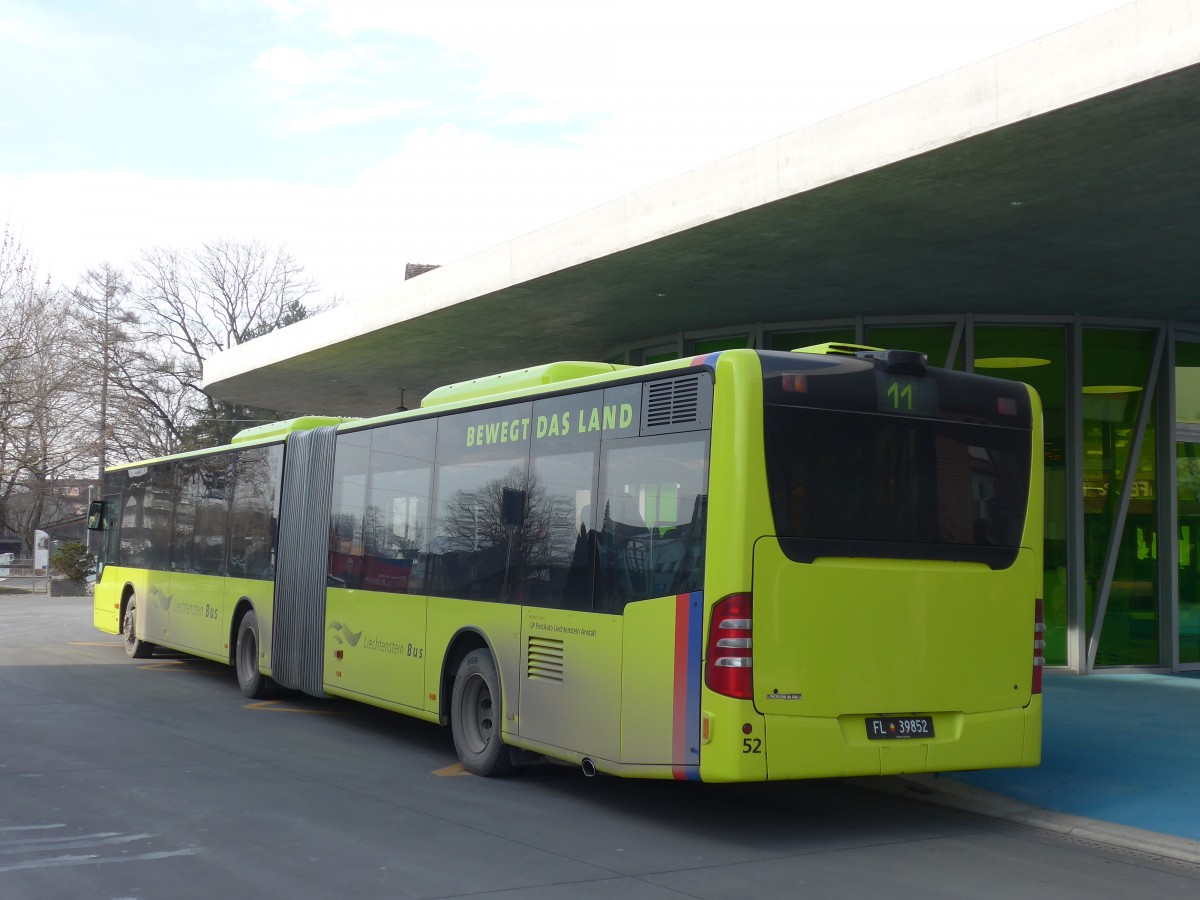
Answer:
[
  {"left": 121, "top": 585, "right": 154, "bottom": 659},
  {"left": 228, "top": 598, "right": 256, "bottom": 667},
  {"left": 232, "top": 600, "right": 272, "bottom": 699},
  {"left": 448, "top": 641, "right": 515, "bottom": 777},
  {"left": 439, "top": 629, "right": 490, "bottom": 725}
]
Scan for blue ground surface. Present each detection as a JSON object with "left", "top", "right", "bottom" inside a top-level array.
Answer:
[{"left": 952, "top": 671, "right": 1200, "bottom": 840}]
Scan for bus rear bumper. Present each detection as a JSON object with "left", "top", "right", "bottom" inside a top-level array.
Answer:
[{"left": 762, "top": 698, "right": 1042, "bottom": 780}]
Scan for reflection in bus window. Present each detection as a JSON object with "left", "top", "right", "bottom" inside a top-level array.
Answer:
[
  {"left": 525, "top": 450, "right": 597, "bottom": 610},
  {"left": 328, "top": 431, "right": 369, "bottom": 589},
  {"left": 430, "top": 404, "right": 532, "bottom": 602},
  {"left": 522, "top": 391, "right": 602, "bottom": 610},
  {"left": 362, "top": 419, "right": 436, "bottom": 594},
  {"left": 228, "top": 446, "right": 283, "bottom": 581},
  {"left": 176, "top": 455, "right": 233, "bottom": 576},
  {"left": 764, "top": 406, "right": 1029, "bottom": 566},
  {"left": 121, "top": 464, "right": 175, "bottom": 571}
]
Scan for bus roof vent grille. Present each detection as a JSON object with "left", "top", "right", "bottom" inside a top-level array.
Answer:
[{"left": 641, "top": 371, "right": 713, "bottom": 435}]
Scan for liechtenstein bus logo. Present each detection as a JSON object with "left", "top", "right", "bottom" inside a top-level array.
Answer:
[
  {"left": 327, "top": 621, "right": 363, "bottom": 647},
  {"left": 149, "top": 583, "right": 172, "bottom": 610}
]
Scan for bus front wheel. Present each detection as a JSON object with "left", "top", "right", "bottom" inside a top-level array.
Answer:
[
  {"left": 451, "top": 649, "right": 515, "bottom": 777},
  {"left": 235, "top": 610, "right": 271, "bottom": 699},
  {"left": 123, "top": 596, "right": 154, "bottom": 659}
]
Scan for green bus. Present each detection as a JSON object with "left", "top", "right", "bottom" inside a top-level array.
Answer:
[{"left": 91, "top": 346, "right": 1044, "bottom": 781}]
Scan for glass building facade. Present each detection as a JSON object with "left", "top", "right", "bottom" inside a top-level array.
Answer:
[{"left": 610, "top": 315, "right": 1200, "bottom": 673}]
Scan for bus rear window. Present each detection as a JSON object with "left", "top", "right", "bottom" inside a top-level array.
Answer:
[{"left": 764, "top": 406, "right": 1031, "bottom": 569}]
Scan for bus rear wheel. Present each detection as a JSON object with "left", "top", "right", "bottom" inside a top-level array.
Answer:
[
  {"left": 235, "top": 610, "right": 271, "bottom": 699},
  {"left": 123, "top": 596, "right": 154, "bottom": 659},
  {"left": 451, "top": 649, "right": 515, "bottom": 776}
]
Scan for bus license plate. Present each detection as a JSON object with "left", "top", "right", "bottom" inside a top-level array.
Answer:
[{"left": 866, "top": 716, "right": 934, "bottom": 740}]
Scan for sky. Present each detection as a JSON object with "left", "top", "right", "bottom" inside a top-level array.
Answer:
[{"left": 1, "top": 0, "right": 1131, "bottom": 305}]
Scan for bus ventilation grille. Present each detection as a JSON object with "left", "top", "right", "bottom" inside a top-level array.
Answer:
[
  {"left": 643, "top": 372, "right": 712, "bottom": 434},
  {"left": 527, "top": 636, "right": 564, "bottom": 681}
]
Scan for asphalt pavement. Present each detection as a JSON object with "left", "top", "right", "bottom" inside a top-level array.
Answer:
[
  {"left": 5, "top": 591, "right": 1200, "bottom": 877},
  {"left": 10, "top": 596, "right": 1198, "bottom": 898}
]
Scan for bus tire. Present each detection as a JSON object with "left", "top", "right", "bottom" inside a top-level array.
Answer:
[
  {"left": 451, "top": 649, "right": 515, "bottom": 777},
  {"left": 235, "top": 610, "right": 271, "bottom": 699},
  {"left": 123, "top": 596, "right": 154, "bottom": 659}
]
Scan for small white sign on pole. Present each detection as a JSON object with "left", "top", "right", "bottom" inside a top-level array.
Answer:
[{"left": 35, "top": 531, "right": 50, "bottom": 573}]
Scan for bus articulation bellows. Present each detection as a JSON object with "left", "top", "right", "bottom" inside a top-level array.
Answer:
[{"left": 91, "top": 346, "right": 1044, "bottom": 781}]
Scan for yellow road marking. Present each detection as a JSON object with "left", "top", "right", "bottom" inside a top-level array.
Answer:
[
  {"left": 137, "top": 659, "right": 189, "bottom": 670},
  {"left": 242, "top": 699, "right": 340, "bottom": 716},
  {"left": 69, "top": 642, "right": 125, "bottom": 648},
  {"left": 432, "top": 763, "right": 471, "bottom": 777}
]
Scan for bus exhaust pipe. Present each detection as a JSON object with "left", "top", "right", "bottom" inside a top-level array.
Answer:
[{"left": 581, "top": 758, "right": 597, "bottom": 778}]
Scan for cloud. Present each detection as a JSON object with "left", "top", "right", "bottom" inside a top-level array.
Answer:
[
  {"left": 266, "top": 0, "right": 1131, "bottom": 175},
  {"left": 252, "top": 46, "right": 333, "bottom": 87},
  {"left": 249, "top": 41, "right": 425, "bottom": 136},
  {"left": 0, "top": 119, "right": 650, "bottom": 302},
  {"left": 259, "top": 0, "right": 307, "bottom": 22},
  {"left": 288, "top": 98, "right": 422, "bottom": 133},
  {"left": 2, "top": 0, "right": 1133, "bottom": 305}
]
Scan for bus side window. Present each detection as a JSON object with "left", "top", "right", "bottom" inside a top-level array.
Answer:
[
  {"left": 523, "top": 391, "right": 603, "bottom": 611},
  {"left": 143, "top": 463, "right": 176, "bottom": 573},
  {"left": 362, "top": 418, "right": 436, "bottom": 595},
  {"left": 596, "top": 433, "right": 709, "bottom": 612},
  {"left": 98, "top": 470, "right": 129, "bottom": 567},
  {"left": 328, "top": 431, "right": 370, "bottom": 590},
  {"left": 430, "top": 403, "right": 533, "bottom": 603},
  {"left": 525, "top": 449, "right": 598, "bottom": 611},
  {"left": 178, "top": 454, "right": 232, "bottom": 577},
  {"left": 229, "top": 446, "right": 283, "bottom": 581}
]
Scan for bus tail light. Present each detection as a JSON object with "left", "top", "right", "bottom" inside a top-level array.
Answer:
[
  {"left": 1032, "top": 598, "right": 1045, "bottom": 694},
  {"left": 706, "top": 593, "right": 753, "bottom": 700}
]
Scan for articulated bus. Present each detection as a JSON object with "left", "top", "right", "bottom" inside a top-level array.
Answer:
[{"left": 91, "top": 346, "right": 1043, "bottom": 781}]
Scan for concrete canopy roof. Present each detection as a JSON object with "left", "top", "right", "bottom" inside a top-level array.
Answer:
[{"left": 204, "top": 0, "right": 1200, "bottom": 418}]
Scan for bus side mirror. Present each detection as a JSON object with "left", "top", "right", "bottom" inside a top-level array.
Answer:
[{"left": 87, "top": 500, "right": 107, "bottom": 531}]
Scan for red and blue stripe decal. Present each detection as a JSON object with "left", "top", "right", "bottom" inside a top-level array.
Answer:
[
  {"left": 691, "top": 352, "right": 721, "bottom": 370},
  {"left": 671, "top": 591, "right": 703, "bottom": 781}
]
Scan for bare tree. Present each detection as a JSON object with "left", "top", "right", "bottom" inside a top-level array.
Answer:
[
  {"left": 0, "top": 262, "right": 92, "bottom": 551},
  {"left": 72, "top": 264, "right": 192, "bottom": 464},
  {"left": 133, "top": 240, "right": 327, "bottom": 448},
  {"left": 0, "top": 227, "right": 52, "bottom": 551},
  {"left": 72, "top": 264, "right": 135, "bottom": 478},
  {"left": 0, "top": 227, "right": 40, "bottom": 409},
  {"left": 9, "top": 297, "right": 95, "bottom": 544},
  {"left": 0, "top": 232, "right": 334, "bottom": 554}
]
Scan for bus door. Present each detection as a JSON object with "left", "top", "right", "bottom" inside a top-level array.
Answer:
[
  {"left": 225, "top": 444, "right": 284, "bottom": 664},
  {"left": 119, "top": 463, "right": 177, "bottom": 648},
  {"left": 323, "top": 423, "right": 433, "bottom": 711},
  {"left": 165, "top": 457, "right": 231, "bottom": 654}
]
